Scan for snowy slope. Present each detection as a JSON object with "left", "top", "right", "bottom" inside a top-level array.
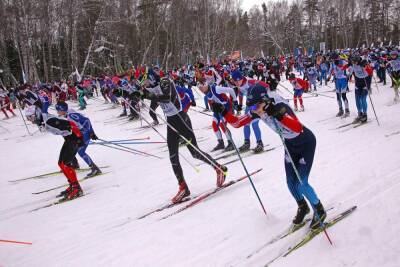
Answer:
[{"left": 1, "top": 78, "right": 400, "bottom": 267}]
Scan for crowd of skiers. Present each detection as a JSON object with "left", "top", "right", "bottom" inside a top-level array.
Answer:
[{"left": 1, "top": 44, "right": 400, "bottom": 229}]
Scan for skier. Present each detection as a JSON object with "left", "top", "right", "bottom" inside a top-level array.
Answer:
[
  {"left": 197, "top": 80, "right": 238, "bottom": 151},
  {"left": 231, "top": 70, "right": 265, "bottom": 153},
  {"left": 134, "top": 77, "right": 227, "bottom": 204},
  {"left": 55, "top": 102, "right": 102, "bottom": 182},
  {"left": 318, "top": 57, "right": 329, "bottom": 86},
  {"left": 24, "top": 101, "right": 84, "bottom": 200},
  {"left": 288, "top": 73, "right": 308, "bottom": 112},
  {"left": 0, "top": 90, "right": 17, "bottom": 119},
  {"left": 348, "top": 56, "right": 373, "bottom": 123},
  {"left": 143, "top": 66, "right": 163, "bottom": 126},
  {"left": 211, "top": 83, "right": 326, "bottom": 229},
  {"left": 305, "top": 63, "right": 319, "bottom": 92},
  {"left": 329, "top": 59, "right": 350, "bottom": 117},
  {"left": 387, "top": 50, "right": 400, "bottom": 102}
]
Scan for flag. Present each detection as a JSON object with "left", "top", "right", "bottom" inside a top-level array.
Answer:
[
  {"left": 206, "top": 54, "right": 211, "bottom": 65},
  {"left": 261, "top": 50, "right": 265, "bottom": 58},
  {"left": 230, "top": 51, "right": 241, "bottom": 60}
]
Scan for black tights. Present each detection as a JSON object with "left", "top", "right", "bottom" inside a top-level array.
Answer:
[{"left": 167, "top": 112, "right": 219, "bottom": 183}]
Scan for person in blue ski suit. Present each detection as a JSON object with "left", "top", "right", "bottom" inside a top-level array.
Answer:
[
  {"left": 212, "top": 82, "right": 327, "bottom": 229},
  {"left": 305, "top": 64, "right": 319, "bottom": 92},
  {"left": 348, "top": 56, "right": 373, "bottom": 123},
  {"left": 231, "top": 70, "right": 266, "bottom": 153},
  {"left": 55, "top": 102, "right": 102, "bottom": 177}
]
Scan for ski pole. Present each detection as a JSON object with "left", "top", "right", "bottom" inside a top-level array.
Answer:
[
  {"left": 122, "top": 100, "right": 201, "bottom": 173},
  {"left": 96, "top": 138, "right": 162, "bottom": 159},
  {"left": 91, "top": 141, "right": 166, "bottom": 145},
  {"left": 140, "top": 100, "right": 225, "bottom": 172},
  {"left": 272, "top": 119, "right": 333, "bottom": 245},
  {"left": 363, "top": 76, "right": 380, "bottom": 126},
  {"left": 278, "top": 83, "right": 294, "bottom": 96},
  {"left": 16, "top": 102, "right": 31, "bottom": 136},
  {"left": 372, "top": 76, "right": 380, "bottom": 93},
  {"left": 368, "top": 93, "right": 380, "bottom": 126},
  {"left": 94, "top": 137, "right": 150, "bottom": 142},
  {"left": 0, "top": 239, "right": 32, "bottom": 245},
  {"left": 221, "top": 119, "right": 268, "bottom": 217},
  {"left": 190, "top": 108, "right": 213, "bottom": 117},
  {"left": 96, "top": 142, "right": 150, "bottom": 156}
]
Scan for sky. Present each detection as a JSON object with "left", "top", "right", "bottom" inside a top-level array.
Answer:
[{"left": 241, "top": 0, "right": 266, "bottom": 11}]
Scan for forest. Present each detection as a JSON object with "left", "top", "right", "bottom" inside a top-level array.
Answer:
[{"left": 0, "top": 0, "right": 399, "bottom": 84}]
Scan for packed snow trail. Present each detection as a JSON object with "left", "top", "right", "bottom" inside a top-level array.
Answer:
[{"left": 1, "top": 81, "right": 400, "bottom": 267}]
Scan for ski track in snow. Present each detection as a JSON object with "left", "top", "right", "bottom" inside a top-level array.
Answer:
[{"left": 0, "top": 78, "right": 400, "bottom": 267}]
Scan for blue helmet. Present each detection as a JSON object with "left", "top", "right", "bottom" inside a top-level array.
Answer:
[
  {"left": 55, "top": 102, "right": 68, "bottom": 112},
  {"left": 246, "top": 84, "right": 268, "bottom": 107},
  {"left": 231, "top": 70, "right": 243, "bottom": 81}
]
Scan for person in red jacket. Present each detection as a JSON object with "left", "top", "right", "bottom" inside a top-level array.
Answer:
[
  {"left": 0, "top": 92, "right": 16, "bottom": 119},
  {"left": 288, "top": 73, "right": 308, "bottom": 111}
]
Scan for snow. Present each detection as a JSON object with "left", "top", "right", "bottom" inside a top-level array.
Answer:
[{"left": 1, "top": 78, "right": 400, "bottom": 267}]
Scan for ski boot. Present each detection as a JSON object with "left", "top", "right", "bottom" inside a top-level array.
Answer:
[
  {"left": 119, "top": 111, "right": 127, "bottom": 117},
  {"left": 86, "top": 164, "right": 102, "bottom": 177},
  {"left": 171, "top": 181, "right": 190, "bottom": 204},
  {"left": 293, "top": 199, "right": 310, "bottom": 225},
  {"left": 360, "top": 113, "right": 368, "bottom": 123},
  {"left": 239, "top": 139, "right": 250, "bottom": 152},
  {"left": 342, "top": 108, "right": 350, "bottom": 118},
  {"left": 253, "top": 140, "right": 264, "bottom": 154},
  {"left": 299, "top": 105, "right": 305, "bottom": 112},
  {"left": 224, "top": 140, "right": 235, "bottom": 152},
  {"left": 211, "top": 140, "right": 225, "bottom": 151},
  {"left": 215, "top": 165, "right": 228, "bottom": 187},
  {"left": 57, "top": 184, "right": 72, "bottom": 198},
  {"left": 352, "top": 113, "right": 362, "bottom": 124},
  {"left": 310, "top": 201, "right": 327, "bottom": 229},
  {"left": 151, "top": 120, "right": 159, "bottom": 126},
  {"left": 336, "top": 108, "right": 343, "bottom": 117},
  {"left": 294, "top": 106, "right": 298, "bottom": 112},
  {"left": 64, "top": 183, "right": 83, "bottom": 201}
]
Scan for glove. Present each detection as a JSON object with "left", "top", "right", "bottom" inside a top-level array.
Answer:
[
  {"left": 264, "top": 101, "right": 286, "bottom": 121},
  {"left": 132, "top": 90, "right": 144, "bottom": 99},
  {"left": 211, "top": 102, "right": 227, "bottom": 116},
  {"left": 76, "top": 137, "right": 84, "bottom": 147},
  {"left": 237, "top": 104, "right": 243, "bottom": 112},
  {"left": 191, "top": 100, "right": 197, "bottom": 107},
  {"left": 233, "top": 101, "right": 239, "bottom": 111},
  {"left": 90, "top": 132, "right": 98, "bottom": 140},
  {"left": 250, "top": 110, "right": 260, "bottom": 120}
]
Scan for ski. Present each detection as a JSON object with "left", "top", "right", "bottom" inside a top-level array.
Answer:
[
  {"left": 339, "top": 121, "right": 370, "bottom": 132},
  {"left": 385, "top": 131, "right": 400, "bottom": 137},
  {"left": 264, "top": 206, "right": 357, "bottom": 267},
  {"left": 160, "top": 168, "right": 263, "bottom": 220},
  {"left": 30, "top": 193, "right": 90, "bottom": 212},
  {"left": 137, "top": 196, "right": 197, "bottom": 220},
  {"left": 9, "top": 166, "right": 110, "bottom": 183},
  {"left": 330, "top": 121, "right": 355, "bottom": 130},
  {"left": 197, "top": 145, "right": 273, "bottom": 166},
  {"left": 246, "top": 207, "right": 334, "bottom": 259},
  {"left": 247, "top": 219, "right": 311, "bottom": 259},
  {"left": 221, "top": 147, "right": 277, "bottom": 166},
  {"left": 316, "top": 116, "right": 337, "bottom": 123},
  {"left": 31, "top": 171, "right": 110, "bottom": 195},
  {"left": 130, "top": 123, "right": 165, "bottom": 133}
]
